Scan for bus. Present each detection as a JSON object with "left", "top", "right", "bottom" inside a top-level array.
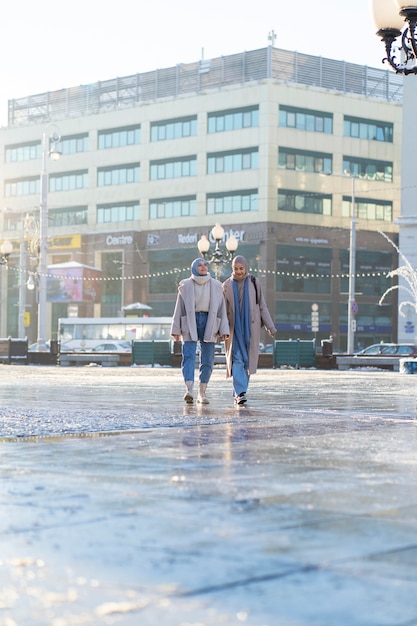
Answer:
[{"left": 58, "top": 317, "right": 172, "bottom": 352}]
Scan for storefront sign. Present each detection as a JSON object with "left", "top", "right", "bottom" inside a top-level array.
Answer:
[
  {"left": 49, "top": 234, "right": 81, "bottom": 249},
  {"left": 47, "top": 262, "right": 102, "bottom": 303},
  {"left": 176, "top": 229, "right": 246, "bottom": 246},
  {"left": 178, "top": 233, "right": 198, "bottom": 244},
  {"left": 106, "top": 234, "right": 133, "bottom": 246}
]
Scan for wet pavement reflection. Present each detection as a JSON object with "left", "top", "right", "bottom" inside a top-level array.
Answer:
[{"left": 1, "top": 365, "right": 417, "bottom": 625}]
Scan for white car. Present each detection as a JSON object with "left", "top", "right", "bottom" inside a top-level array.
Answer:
[
  {"left": 28, "top": 341, "right": 51, "bottom": 351},
  {"left": 356, "top": 343, "right": 417, "bottom": 357},
  {"left": 92, "top": 341, "right": 131, "bottom": 353}
]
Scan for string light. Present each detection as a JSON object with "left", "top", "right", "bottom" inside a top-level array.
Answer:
[{"left": 5, "top": 264, "right": 391, "bottom": 283}]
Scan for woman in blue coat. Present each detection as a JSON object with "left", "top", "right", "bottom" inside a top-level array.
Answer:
[{"left": 223, "top": 255, "right": 276, "bottom": 406}]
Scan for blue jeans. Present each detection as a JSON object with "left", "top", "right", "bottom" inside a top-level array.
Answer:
[
  {"left": 231, "top": 340, "right": 250, "bottom": 397},
  {"left": 182, "top": 312, "right": 215, "bottom": 384}
]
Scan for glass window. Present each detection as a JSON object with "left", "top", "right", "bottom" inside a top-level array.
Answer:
[
  {"left": 47, "top": 171, "right": 88, "bottom": 192},
  {"left": 5, "top": 177, "right": 39, "bottom": 196},
  {"left": 297, "top": 112, "right": 307, "bottom": 130},
  {"left": 278, "top": 189, "right": 332, "bottom": 216},
  {"left": 206, "top": 190, "right": 258, "bottom": 215},
  {"left": 343, "top": 197, "right": 392, "bottom": 222},
  {"left": 207, "top": 148, "right": 258, "bottom": 174},
  {"left": 279, "top": 106, "right": 333, "bottom": 134},
  {"left": 49, "top": 206, "right": 88, "bottom": 227},
  {"left": 5, "top": 142, "right": 41, "bottom": 162},
  {"left": 98, "top": 126, "right": 140, "bottom": 149},
  {"left": 275, "top": 300, "right": 332, "bottom": 327},
  {"left": 61, "top": 134, "right": 89, "bottom": 154},
  {"left": 286, "top": 111, "right": 295, "bottom": 127},
  {"left": 149, "top": 196, "right": 196, "bottom": 220},
  {"left": 97, "top": 202, "right": 139, "bottom": 224},
  {"left": 148, "top": 248, "right": 198, "bottom": 294},
  {"left": 276, "top": 244, "right": 332, "bottom": 294},
  {"left": 279, "top": 148, "right": 332, "bottom": 174},
  {"left": 340, "top": 249, "right": 393, "bottom": 296},
  {"left": 344, "top": 115, "right": 393, "bottom": 142},
  {"left": 208, "top": 106, "right": 259, "bottom": 133},
  {"left": 97, "top": 164, "right": 139, "bottom": 186},
  {"left": 150, "top": 116, "right": 197, "bottom": 141},
  {"left": 343, "top": 156, "right": 393, "bottom": 182},
  {"left": 150, "top": 156, "right": 196, "bottom": 180}
]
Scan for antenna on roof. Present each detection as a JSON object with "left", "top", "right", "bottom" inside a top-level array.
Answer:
[{"left": 268, "top": 30, "right": 277, "bottom": 47}]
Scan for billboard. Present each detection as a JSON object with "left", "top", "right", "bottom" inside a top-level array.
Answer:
[{"left": 47, "top": 262, "right": 102, "bottom": 303}]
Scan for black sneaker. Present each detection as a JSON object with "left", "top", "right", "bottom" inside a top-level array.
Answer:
[{"left": 235, "top": 393, "right": 247, "bottom": 406}]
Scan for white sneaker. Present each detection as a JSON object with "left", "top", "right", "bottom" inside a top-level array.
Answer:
[
  {"left": 197, "top": 383, "right": 209, "bottom": 404},
  {"left": 234, "top": 393, "right": 247, "bottom": 406}
]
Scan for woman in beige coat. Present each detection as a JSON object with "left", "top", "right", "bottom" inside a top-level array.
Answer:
[
  {"left": 223, "top": 255, "right": 276, "bottom": 406},
  {"left": 171, "top": 258, "right": 229, "bottom": 404}
]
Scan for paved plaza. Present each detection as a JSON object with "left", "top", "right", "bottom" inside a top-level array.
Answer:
[{"left": 1, "top": 364, "right": 417, "bottom": 625}]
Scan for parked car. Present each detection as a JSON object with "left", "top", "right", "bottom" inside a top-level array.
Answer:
[
  {"left": 28, "top": 341, "right": 51, "bottom": 352},
  {"left": 92, "top": 341, "right": 132, "bottom": 353},
  {"left": 355, "top": 343, "right": 417, "bottom": 357}
]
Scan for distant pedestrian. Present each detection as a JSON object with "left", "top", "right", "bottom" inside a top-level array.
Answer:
[
  {"left": 223, "top": 255, "right": 276, "bottom": 406},
  {"left": 171, "top": 258, "right": 229, "bottom": 404}
]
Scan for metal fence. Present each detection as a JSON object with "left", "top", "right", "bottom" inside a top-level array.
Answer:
[
  {"left": 7, "top": 47, "right": 403, "bottom": 126},
  {"left": 273, "top": 339, "right": 316, "bottom": 369}
]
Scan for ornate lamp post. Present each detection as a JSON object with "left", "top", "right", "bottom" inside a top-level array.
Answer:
[
  {"left": 0, "top": 240, "right": 13, "bottom": 265},
  {"left": 37, "top": 124, "right": 61, "bottom": 351},
  {"left": 346, "top": 175, "right": 357, "bottom": 354},
  {"left": 371, "top": 0, "right": 417, "bottom": 345},
  {"left": 371, "top": 0, "right": 417, "bottom": 74},
  {"left": 0, "top": 239, "right": 13, "bottom": 338},
  {"left": 197, "top": 223, "right": 239, "bottom": 280}
]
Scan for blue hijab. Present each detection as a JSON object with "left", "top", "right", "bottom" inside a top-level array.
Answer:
[
  {"left": 191, "top": 258, "right": 209, "bottom": 276},
  {"left": 232, "top": 261, "right": 251, "bottom": 369}
]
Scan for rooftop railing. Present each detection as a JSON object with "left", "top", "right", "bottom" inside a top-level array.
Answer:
[{"left": 7, "top": 47, "right": 403, "bottom": 127}]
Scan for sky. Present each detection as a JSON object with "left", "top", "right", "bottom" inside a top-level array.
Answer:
[{"left": 0, "top": 0, "right": 387, "bottom": 127}]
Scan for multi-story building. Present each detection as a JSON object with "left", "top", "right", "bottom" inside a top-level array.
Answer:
[{"left": 0, "top": 46, "right": 403, "bottom": 351}]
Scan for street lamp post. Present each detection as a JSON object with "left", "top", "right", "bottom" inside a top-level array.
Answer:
[
  {"left": 112, "top": 256, "right": 128, "bottom": 313},
  {"left": 347, "top": 175, "right": 356, "bottom": 354},
  {"left": 0, "top": 239, "right": 13, "bottom": 265},
  {"left": 371, "top": 0, "right": 417, "bottom": 75},
  {"left": 37, "top": 125, "right": 61, "bottom": 351},
  {"left": 18, "top": 239, "right": 26, "bottom": 339},
  {"left": 321, "top": 171, "right": 357, "bottom": 352},
  {"left": 197, "top": 223, "right": 238, "bottom": 280},
  {"left": 0, "top": 239, "right": 13, "bottom": 338}
]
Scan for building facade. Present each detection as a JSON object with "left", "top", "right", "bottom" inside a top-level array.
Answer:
[
  {"left": 0, "top": 46, "right": 403, "bottom": 351},
  {"left": 397, "top": 77, "right": 417, "bottom": 345}
]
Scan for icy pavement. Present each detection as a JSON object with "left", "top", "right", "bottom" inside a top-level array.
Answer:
[{"left": 1, "top": 365, "right": 417, "bottom": 625}]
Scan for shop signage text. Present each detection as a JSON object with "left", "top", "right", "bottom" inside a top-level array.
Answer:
[
  {"left": 177, "top": 229, "right": 245, "bottom": 246},
  {"left": 106, "top": 234, "right": 133, "bottom": 246}
]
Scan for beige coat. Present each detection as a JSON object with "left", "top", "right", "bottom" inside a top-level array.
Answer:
[
  {"left": 171, "top": 277, "right": 229, "bottom": 342},
  {"left": 223, "top": 275, "right": 275, "bottom": 377}
]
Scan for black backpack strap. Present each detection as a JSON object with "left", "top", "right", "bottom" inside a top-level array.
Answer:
[{"left": 250, "top": 274, "right": 259, "bottom": 305}]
